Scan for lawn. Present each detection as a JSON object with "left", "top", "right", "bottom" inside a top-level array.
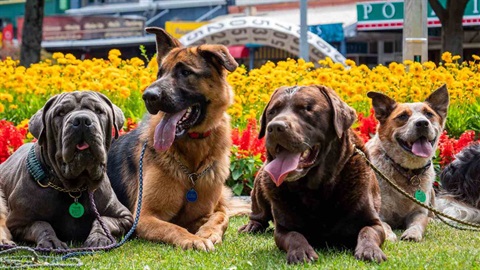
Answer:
[{"left": 14, "top": 216, "right": 477, "bottom": 269}]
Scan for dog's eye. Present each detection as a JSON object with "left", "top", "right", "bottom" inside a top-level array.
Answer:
[
  {"left": 396, "top": 113, "right": 409, "bottom": 121},
  {"left": 180, "top": 69, "right": 193, "bottom": 77},
  {"left": 424, "top": 111, "right": 434, "bottom": 118},
  {"left": 57, "top": 111, "right": 65, "bottom": 117},
  {"left": 305, "top": 105, "right": 313, "bottom": 111},
  {"left": 95, "top": 108, "right": 105, "bottom": 115}
]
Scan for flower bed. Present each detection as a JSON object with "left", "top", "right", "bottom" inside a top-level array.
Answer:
[{"left": 1, "top": 51, "right": 479, "bottom": 195}]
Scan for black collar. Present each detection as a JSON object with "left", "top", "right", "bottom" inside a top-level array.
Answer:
[
  {"left": 384, "top": 154, "right": 432, "bottom": 186},
  {"left": 26, "top": 145, "right": 50, "bottom": 184}
]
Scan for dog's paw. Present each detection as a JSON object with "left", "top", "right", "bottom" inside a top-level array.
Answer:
[
  {"left": 385, "top": 230, "right": 398, "bottom": 242},
  {"left": 37, "top": 236, "right": 68, "bottom": 249},
  {"left": 0, "top": 239, "right": 15, "bottom": 246},
  {"left": 196, "top": 230, "right": 223, "bottom": 245},
  {"left": 238, "top": 221, "right": 266, "bottom": 234},
  {"left": 355, "top": 243, "right": 387, "bottom": 263},
  {"left": 400, "top": 227, "right": 423, "bottom": 242},
  {"left": 178, "top": 236, "right": 215, "bottom": 252},
  {"left": 84, "top": 233, "right": 114, "bottom": 248},
  {"left": 286, "top": 244, "right": 318, "bottom": 264}
]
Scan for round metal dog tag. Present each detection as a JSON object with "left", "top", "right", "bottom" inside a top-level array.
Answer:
[
  {"left": 414, "top": 190, "right": 426, "bottom": 203},
  {"left": 186, "top": 188, "right": 198, "bottom": 202},
  {"left": 69, "top": 202, "right": 85, "bottom": 218}
]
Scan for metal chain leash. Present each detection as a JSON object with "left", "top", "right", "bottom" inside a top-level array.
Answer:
[
  {"left": 0, "top": 141, "right": 148, "bottom": 268},
  {"left": 354, "top": 146, "right": 480, "bottom": 231},
  {"left": 172, "top": 156, "right": 214, "bottom": 185}
]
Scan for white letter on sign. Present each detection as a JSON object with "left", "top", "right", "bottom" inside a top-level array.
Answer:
[
  {"left": 382, "top": 3, "right": 396, "bottom": 19},
  {"left": 363, "top": 4, "right": 373, "bottom": 19}
]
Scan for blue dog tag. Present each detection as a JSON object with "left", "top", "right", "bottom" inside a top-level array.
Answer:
[{"left": 186, "top": 188, "right": 198, "bottom": 202}]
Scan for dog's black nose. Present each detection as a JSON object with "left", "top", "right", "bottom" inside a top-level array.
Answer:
[
  {"left": 72, "top": 115, "right": 92, "bottom": 127},
  {"left": 142, "top": 88, "right": 160, "bottom": 103},
  {"left": 415, "top": 120, "right": 429, "bottom": 128},
  {"left": 142, "top": 87, "right": 164, "bottom": 115},
  {"left": 268, "top": 121, "right": 288, "bottom": 134}
]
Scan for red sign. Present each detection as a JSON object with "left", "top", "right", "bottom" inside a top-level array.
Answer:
[
  {"left": 2, "top": 24, "right": 13, "bottom": 42},
  {"left": 17, "top": 15, "right": 145, "bottom": 42}
]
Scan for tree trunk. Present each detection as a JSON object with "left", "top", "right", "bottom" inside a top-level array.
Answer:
[
  {"left": 441, "top": 2, "right": 466, "bottom": 58},
  {"left": 442, "top": 19, "right": 464, "bottom": 58},
  {"left": 20, "top": 0, "right": 45, "bottom": 67}
]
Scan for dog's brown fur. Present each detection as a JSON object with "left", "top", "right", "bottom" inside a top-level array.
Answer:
[
  {"left": 366, "top": 85, "right": 449, "bottom": 241},
  {"left": 107, "top": 27, "right": 241, "bottom": 251},
  {"left": 239, "top": 85, "right": 386, "bottom": 264}
]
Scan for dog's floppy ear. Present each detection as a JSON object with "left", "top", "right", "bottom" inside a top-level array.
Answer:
[
  {"left": 29, "top": 94, "right": 60, "bottom": 145},
  {"left": 259, "top": 88, "right": 283, "bottom": 139},
  {"left": 145, "top": 27, "right": 183, "bottom": 64},
  {"left": 96, "top": 92, "right": 125, "bottom": 139},
  {"left": 317, "top": 85, "right": 357, "bottom": 139},
  {"left": 425, "top": 84, "right": 449, "bottom": 121},
  {"left": 197, "top": 45, "right": 238, "bottom": 72},
  {"left": 367, "top": 91, "right": 397, "bottom": 124}
]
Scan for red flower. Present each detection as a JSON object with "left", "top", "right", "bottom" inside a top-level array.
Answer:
[
  {"left": 355, "top": 108, "right": 378, "bottom": 143},
  {"left": 0, "top": 120, "right": 28, "bottom": 164},
  {"left": 231, "top": 118, "right": 266, "bottom": 161}
]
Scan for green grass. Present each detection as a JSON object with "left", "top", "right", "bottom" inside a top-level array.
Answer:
[{"left": 7, "top": 217, "right": 480, "bottom": 269}]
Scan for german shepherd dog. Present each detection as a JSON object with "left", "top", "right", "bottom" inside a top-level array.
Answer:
[{"left": 107, "top": 27, "right": 239, "bottom": 251}]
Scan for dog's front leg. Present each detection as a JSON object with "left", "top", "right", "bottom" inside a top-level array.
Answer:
[
  {"left": 274, "top": 224, "right": 318, "bottom": 264},
  {"left": 84, "top": 189, "right": 134, "bottom": 248},
  {"left": 354, "top": 223, "right": 387, "bottom": 262},
  {"left": 238, "top": 174, "right": 272, "bottom": 233},
  {"left": 195, "top": 201, "right": 228, "bottom": 245},
  {"left": 12, "top": 220, "right": 68, "bottom": 249},
  {"left": 137, "top": 213, "right": 215, "bottom": 251},
  {"left": 401, "top": 210, "right": 429, "bottom": 241},
  {"left": 84, "top": 213, "right": 133, "bottom": 248}
]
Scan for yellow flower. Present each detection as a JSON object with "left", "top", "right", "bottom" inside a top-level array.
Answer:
[
  {"left": 441, "top": 52, "right": 452, "bottom": 63},
  {"left": 473, "top": 54, "right": 480, "bottom": 61},
  {"left": 0, "top": 103, "right": 4, "bottom": 113}
]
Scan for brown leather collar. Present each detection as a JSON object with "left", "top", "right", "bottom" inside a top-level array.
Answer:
[{"left": 384, "top": 154, "right": 432, "bottom": 186}]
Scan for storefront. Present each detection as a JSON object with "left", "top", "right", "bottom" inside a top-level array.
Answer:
[{"left": 350, "top": 0, "right": 480, "bottom": 66}]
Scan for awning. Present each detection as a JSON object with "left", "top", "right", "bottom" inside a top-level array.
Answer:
[{"left": 228, "top": 45, "right": 249, "bottom": 58}]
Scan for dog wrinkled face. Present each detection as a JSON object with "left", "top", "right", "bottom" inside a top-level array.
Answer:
[
  {"left": 259, "top": 86, "right": 335, "bottom": 186},
  {"left": 368, "top": 85, "right": 449, "bottom": 168},
  {"left": 30, "top": 91, "right": 122, "bottom": 190}
]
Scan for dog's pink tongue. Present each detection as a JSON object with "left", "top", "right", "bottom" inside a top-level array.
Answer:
[
  {"left": 412, "top": 137, "right": 433, "bottom": 158},
  {"left": 76, "top": 142, "right": 90, "bottom": 151},
  {"left": 153, "top": 109, "right": 187, "bottom": 151},
  {"left": 264, "top": 152, "right": 301, "bottom": 187}
]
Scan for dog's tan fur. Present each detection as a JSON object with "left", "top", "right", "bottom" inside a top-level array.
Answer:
[
  {"left": 366, "top": 85, "right": 449, "bottom": 241},
  {"left": 107, "top": 27, "right": 243, "bottom": 251}
]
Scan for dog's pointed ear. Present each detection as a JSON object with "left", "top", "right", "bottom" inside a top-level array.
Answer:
[
  {"left": 96, "top": 92, "right": 125, "bottom": 139},
  {"left": 425, "top": 84, "right": 449, "bottom": 121},
  {"left": 145, "top": 27, "right": 183, "bottom": 64},
  {"left": 367, "top": 91, "right": 397, "bottom": 124},
  {"left": 317, "top": 85, "right": 357, "bottom": 139},
  {"left": 197, "top": 45, "right": 238, "bottom": 72},
  {"left": 29, "top": 94, "right": 60, "bottom": 145}
]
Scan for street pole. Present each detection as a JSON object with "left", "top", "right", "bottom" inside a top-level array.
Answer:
[
  {"left": 299, "top": 0, "right": 309, "bottom": 61},
  {"left": 403, "top": 0, "right": 428, "bottom": 62}
]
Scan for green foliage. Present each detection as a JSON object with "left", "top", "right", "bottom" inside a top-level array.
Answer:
[{"left": 227, "top": 149, "right": 263, "bottom": 196}]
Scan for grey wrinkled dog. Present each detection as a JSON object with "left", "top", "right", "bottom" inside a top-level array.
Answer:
[{"left": 0, "top": 91, "right": 133, "bottom": 248}]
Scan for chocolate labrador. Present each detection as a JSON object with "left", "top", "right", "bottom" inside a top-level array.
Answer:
[{"left": 239, "top": 85, "right": 386, "bottom": 264}]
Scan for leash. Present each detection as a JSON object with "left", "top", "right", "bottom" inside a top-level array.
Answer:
[
  {"left": 354, "top": 146, "right": 480, "bottom": 231},
  {"left": 0, "top": 141, "right": 148, "bottom": 268}
]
